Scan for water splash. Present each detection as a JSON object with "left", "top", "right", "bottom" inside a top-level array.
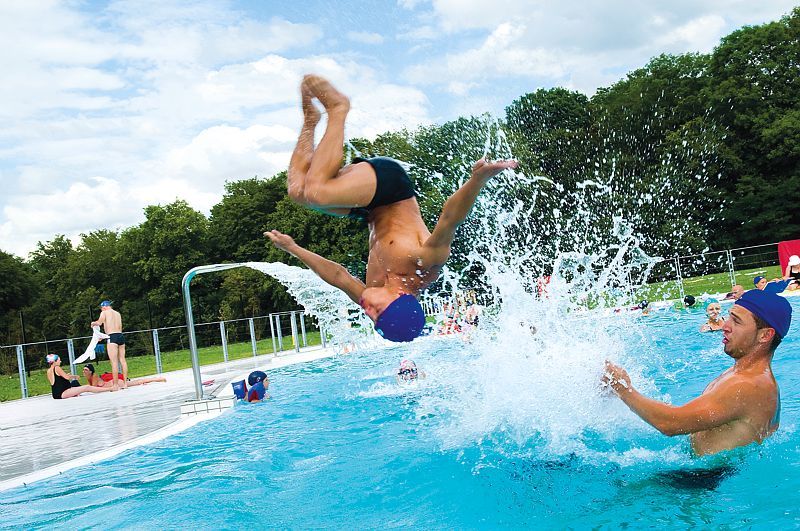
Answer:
[{"left": 244, "top": 262, "right": 378, "bottom": 351}]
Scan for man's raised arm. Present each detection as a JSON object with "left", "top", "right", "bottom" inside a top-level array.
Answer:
[
  {"left": 421, "top": 159, "right": 517, "bottom": 266},
  {"left": 265, "top": 230, "right": 365, "bottom": 304},
  {"left": 601, "top": 361, "right": 748, "bottom": 436}
]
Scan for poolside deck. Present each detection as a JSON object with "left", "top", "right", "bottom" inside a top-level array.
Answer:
[{"left": 0, "top": 346, "right": 335, "bottom": 490}]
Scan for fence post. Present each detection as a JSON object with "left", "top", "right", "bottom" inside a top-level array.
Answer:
[
  {"left": 290, "top": 311, "right": 300, "bottom": 353},
  {"left": 152, "top": 329, "right": 163, "bottom": 374},
  {"left": 67, "top": 339, "right": 76, "bottom": 375},
  {"left": 674, "top": 257, "right": 685, "bottom": 301},
  {"left": 726, "top": 249, "right": 736, "bottom": 287},
  {"left": 274, "top": 314, "right": 283, "bottom": 354},
  {"left": 269, "top": 313, "right": 277, "bottom": 354},
  {"left": 300, "top": 313, "right": 307, "bottom": 347},
  {"left": 321, "top": 325, "right": 327, "bottom": 348},
  {"left": 16, "top": 345, "right": 28, "bottom": 399},
  {"left": 219, "top": 321, "right": 229, "bottom": 363},
  {"left": 249, "top": 318, "right": 258, "bottom": 357}
]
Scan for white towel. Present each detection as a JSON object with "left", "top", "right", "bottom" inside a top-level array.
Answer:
[{"left": 74, "top": 326, "right": 110, "bottom": 364}]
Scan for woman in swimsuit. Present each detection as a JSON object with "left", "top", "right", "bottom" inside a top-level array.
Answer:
[
  {"left": 82, "top": 364, "right": 167, "bottom": 388},
  {"left": 699, "top": 300, "right": 725, "bottom": 332},
  {"left": 783, "top": 255, "right": 800, "bottom": 291},
  {"left": 46, "top": 354, "right": 110, "bottom": 399}
]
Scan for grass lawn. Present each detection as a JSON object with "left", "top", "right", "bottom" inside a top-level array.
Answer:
[
  {"left": 632, "top": 264, "right": 783, "bottom": 302},
  {"left": 0, "top": 331, "right": 322, "bottom": 402}
]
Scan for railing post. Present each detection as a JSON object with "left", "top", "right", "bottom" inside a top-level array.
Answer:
[
  {"left": 16, "top": 345, "right": 28, "bottom": 399},
  {"left": 153, "top": 329, "right": 162, "bottom": 374},
  {"left": 219, "top": 321, "right": 229, "bottom": 362},
  {"left": 67, "top": 339, "right": 76, "bottom": 375},
  {"left": 269, "top": 313, "right": 277, "bottom": 354},
  {"left": 321, "top": 325, "right": 327, "bottom": 348},
  {"left": 274, "top": 314, "right": 283, "bottom": 354},
  {"left": 674, "top": 256, "right": 685, "bottom": 301},
  {"left": 300, "top": 313, "right": 307, "bottom": 347},
  {"left": 249, "top": 318, "right": 257, "bottom": 357},
  {"left": 290, "top": 311, "right": 300, "bottom": 353},
  {"left": 727, "top": 249, "right": 736, "bottom": 287}
]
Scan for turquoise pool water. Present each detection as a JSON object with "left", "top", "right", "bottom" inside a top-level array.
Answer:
[{"left": 2, "top": 299, "right": 799, "bottom": 528}]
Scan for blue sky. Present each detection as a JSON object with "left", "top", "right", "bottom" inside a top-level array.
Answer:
[{"left": 0, "top": 0, "right": 796, "bottom": 257}]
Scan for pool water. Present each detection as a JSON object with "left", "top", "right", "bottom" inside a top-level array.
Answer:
[{"left": 2, "top": 300, "right": 799, "bottom": 528}]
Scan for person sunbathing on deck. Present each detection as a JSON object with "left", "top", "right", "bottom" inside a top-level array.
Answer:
[
  {"left": 45, "top": 355, "right": 110, "bottom": 400},
  {"left": 603, "top": 289, "right": 791, "bottom": 456},
  {"left": 82, "top": 364, "right": 167, "bottom": 388},
  {"left": 265, "top": 74, "right": 516, "bottom": 343}
]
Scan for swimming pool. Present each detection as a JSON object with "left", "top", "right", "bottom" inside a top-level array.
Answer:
[{"left": 2, "top": 299, "right": 799, "bottom": 528}]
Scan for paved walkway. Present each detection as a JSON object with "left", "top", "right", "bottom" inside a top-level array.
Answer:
[{"left": 0, "top": 346, "right": 335, "bottom": 486}]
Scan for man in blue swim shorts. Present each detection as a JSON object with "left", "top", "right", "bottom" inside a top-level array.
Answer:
[
  {"left": 603, "top": 289, "right": 792, "bottom": 456},
  {"left": 266, "top": 74, "right": 517, "bottom": 342}
]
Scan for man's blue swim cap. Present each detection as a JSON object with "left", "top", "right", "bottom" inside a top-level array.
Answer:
[
  {"left": 753, "top": 276, "right": 765, "bottom": 287},
  {"left": 374, "top": 294, "right": 425, "bottom": 342},
  {"left": 735, "top": 289, "right": 792, "bottom": 338},
  {"left": 99, "top": 300, "right": 113, "bottom": 308}
]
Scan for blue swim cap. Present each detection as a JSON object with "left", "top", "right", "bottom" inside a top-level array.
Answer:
[
  {"left": 753, "top": 276, "right": 764, "bottom": 287},
  {"left": 374, "top": 294, "right": 425, "bottom": 342},
  {"left": 705, "top": 298, "right": 719, "bottom": 308},
  {"left": 99, "top": 300, "right": 113, "bottom": 308},
  {"left": 248, "top": 370, "right": 267, "bottom": 386},
  {"left": 735, "top": 289, "right": 792, "bottom": 338}
]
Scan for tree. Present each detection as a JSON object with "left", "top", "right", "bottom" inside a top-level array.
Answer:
[{"left": 706, "top": 7, "right": 800, "bottom": 245}]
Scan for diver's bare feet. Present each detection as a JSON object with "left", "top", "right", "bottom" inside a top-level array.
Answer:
[
  {"left": 302, "top": 74, "right": 350, "bottom": 116},
  {"left": 301, "top": 84, "right": 321, "bottom": 126}
]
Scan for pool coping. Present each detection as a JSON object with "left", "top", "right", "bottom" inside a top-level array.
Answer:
[{"left": 0, "top": 345, "right": 343, "bottom": 493}]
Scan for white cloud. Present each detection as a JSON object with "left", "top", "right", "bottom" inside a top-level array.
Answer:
[{"left": 347, "top": 31, "right": 385, "bottom": 45}]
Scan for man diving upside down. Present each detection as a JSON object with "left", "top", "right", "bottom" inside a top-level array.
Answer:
[{"left": 266, "top": 74, "right": 517, "bottom": 342}]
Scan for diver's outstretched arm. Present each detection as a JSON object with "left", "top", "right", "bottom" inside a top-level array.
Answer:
[
  {"left": 421, "top": 159, "right": 517, "bottom": 266},
  {"left": 265, "top": 230, "right": 365, "bottom": 304}
]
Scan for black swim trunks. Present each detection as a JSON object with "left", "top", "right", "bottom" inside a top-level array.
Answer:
[
  {"left": 348, "top": 157, "right": 416, "bottom": 221},
  {"left": 109, "top": 332, "right": 126, "bottom": 345}
]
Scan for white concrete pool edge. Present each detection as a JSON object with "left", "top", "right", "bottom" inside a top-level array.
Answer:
[
  {"left": 0, "top": 413, "right": 219, "bottom": 492},
  {"left": 0, "top": 346, "right": 342, "bottom": 493}
]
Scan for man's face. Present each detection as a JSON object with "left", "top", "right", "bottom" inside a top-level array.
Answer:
[
  {"left": 756, "top": 278, "right": 767, "bottom": 290},
  {"left": 722, "top": 305, "right": 761, "bottom": 358},
  {"left": 83, "top": 367, "right": 91, "bottom": 377},
  {"left": 731, "top": 285, "right": 744, "bottom": 299}
]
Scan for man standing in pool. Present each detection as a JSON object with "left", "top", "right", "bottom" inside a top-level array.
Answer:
[
  {"left": 266, "top": 74, "right": 517, "bottom": 342},
  {"left": 91, "top": 300, "right": 127, "bottom": 391},
  {"left": 602, "top": 290, "right": 792, "bottom": 455}
]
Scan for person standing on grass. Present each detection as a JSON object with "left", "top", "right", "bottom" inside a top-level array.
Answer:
[{"left": 91, "top": 300, "right": 127, "bottom": 391}]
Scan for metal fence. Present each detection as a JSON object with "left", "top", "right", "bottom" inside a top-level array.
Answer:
[
  {"left": 0, "top": 310, "right": 325, "bottom": 401},
  {"left": 630, "top": 242, "right": 782, "bottom": 301}
]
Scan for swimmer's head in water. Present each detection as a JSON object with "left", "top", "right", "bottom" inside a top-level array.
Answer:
[
  {"left": 46, "top": 354, "right": 59, "bottom": 365},
  {"left": 397, "top": 359, "right": 419, "bottom": 380},
  {"left": 248, "top": 370, "right": 268, "bottom": 386},
  {"left": 705, "top": 299, "right": 721, "bottom": 318},
  {"left": 638, "top": 300, "right": 649, "bottom": 309},
  {"left": 362, "top": 292, "right": 425, "bottom": 342},
  {"left": 683, "top": 295, "right": 696, "bottom": 307},
  {"left": 753, "top": 276, "right": 767, "bottom": 290}
]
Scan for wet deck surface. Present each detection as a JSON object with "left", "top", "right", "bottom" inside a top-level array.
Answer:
[{"left": 0, "top": 347, "right": 333, "bottom": 483}]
